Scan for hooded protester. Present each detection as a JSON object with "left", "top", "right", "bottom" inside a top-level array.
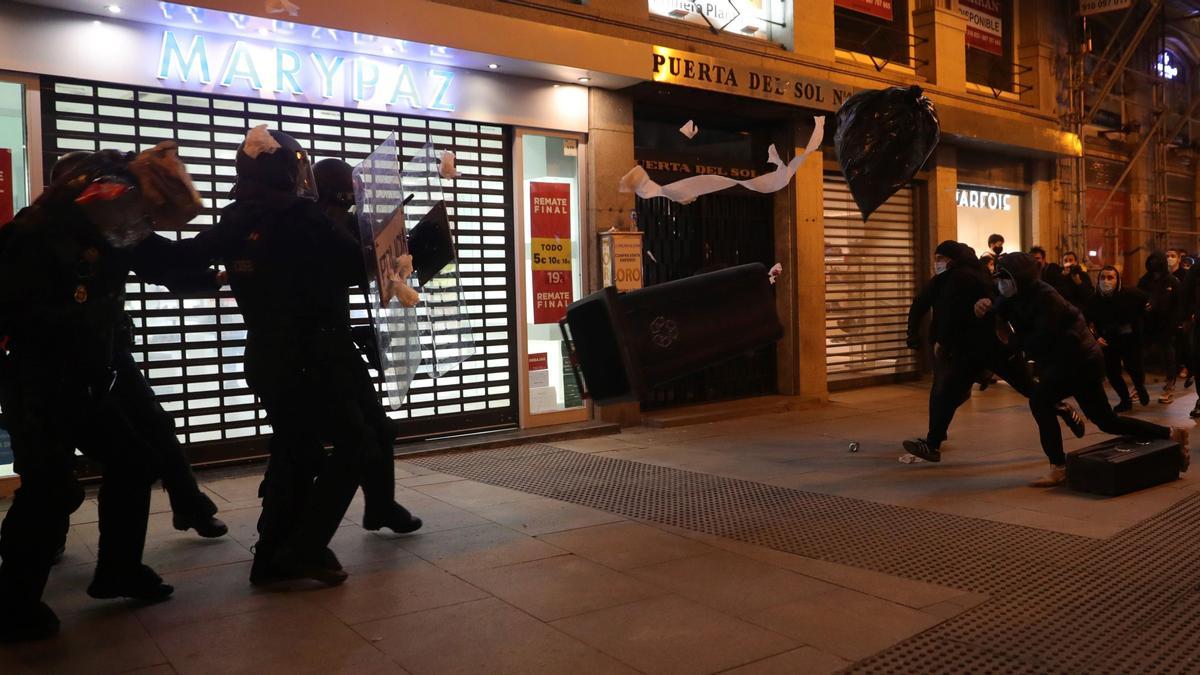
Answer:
[
  {"left": 1137, "top": 251, "right": 1182, "bottom": 403},
  {"left": 977, "top": 252, "right": 1190, "bottom": 487},
  {"left": 0, "top": 148, "right": 226, "bottom": 642},
  {"left": 903, "top": 242, "right": 1085, "bottom": 462},
  {"left": 1085, "top": 265, "right": 1150, "bottom": 412},
  {"left": 1056, "top": 251, "right": 1095, "bottom": 310}
]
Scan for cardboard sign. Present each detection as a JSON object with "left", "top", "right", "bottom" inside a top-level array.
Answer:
[
  {"left": 601, "top": 230, "right": 644, "bottom": 292},
  {"left": 530, "top": 181, "right": 573, "bottom": 324},
  {"left": 960, "top": 0, "right": 1003, "bottom": 56},
  {"left": 835, "top": 0, "right": 893, "bottom": 21},
  {"left": 0, "top": 149, "right": 12, "bottom": 224}
]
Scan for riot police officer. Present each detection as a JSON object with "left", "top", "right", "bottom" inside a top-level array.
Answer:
[
  {"left": 0, "top": 149, "right": 220, "bottom": 641},
  {"left": 169, "top": 127, "right": 406, "bottom": 585}
]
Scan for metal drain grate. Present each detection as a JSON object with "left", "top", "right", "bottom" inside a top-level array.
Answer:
[{"left": 411, "top": 444, "right": 1200, "bottom": 673}]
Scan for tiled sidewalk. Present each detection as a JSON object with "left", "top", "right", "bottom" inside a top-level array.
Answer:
[{"left": 1, "top": 381, "right": 1195, "bottom": 674}]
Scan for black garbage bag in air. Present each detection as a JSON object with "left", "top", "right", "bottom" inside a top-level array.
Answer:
[{"left": 835, "top": 85, "right": 940, "bottom": 221}]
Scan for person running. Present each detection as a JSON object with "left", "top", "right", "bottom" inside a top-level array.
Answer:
[
  {"left": 977, "top": 252, "right": 1190, "bottom": 487},
  {"left": 903, "top": 242, "right": 1085, "bottom": 463},
  {"left": 1085, "top": 265, "right": 1150, "bottom": 412}
]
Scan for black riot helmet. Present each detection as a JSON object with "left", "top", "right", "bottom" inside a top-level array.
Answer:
[
  {"left": 312, "top": 158, "right": 355, "bottom": 210},
  {"left": 233, "top": 125, "right": 317, "bottom": 200},
  {"left": 50, "top": 150, "right": 95, "bottom": 183}
]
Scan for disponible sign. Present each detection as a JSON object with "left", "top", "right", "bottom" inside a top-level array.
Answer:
[
  {"left": 651, "top": 47, "right": 854, "bottom": 112},
  {"left": 960, "top": 0, "right": 1003, "bottom": 56},
  {"left": 835, "top": 0, "right": 894, "bottom": 21},
  {"left": 529, "top": 182, "right": 573, "bottom": 324},
  {"left": 157, "top": 29, "right": 456, "bottom": 112},
  {"left": 1080, "top": 0, "right": 1133, "bottom": 15}
]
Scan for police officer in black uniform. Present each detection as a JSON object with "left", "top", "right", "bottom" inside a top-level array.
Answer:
[
  {"left": 0, "top": 149, "right": 221, "bottom": 642},
  {"left": 251, "top": 158, "right": 421, "bottom": 551},
  {"left": 167, "top": 127, "right": 407, "bottom": 585}
]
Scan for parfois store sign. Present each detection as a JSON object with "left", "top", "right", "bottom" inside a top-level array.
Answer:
[
  {"left": 156, "top": 29, "right": 456, "bottom": 112},
  {"left": 529, "top": 182, "right": 573, "bottom": 324},
  {"left": 957, "top": 188, "right": 1013, "bottom": 211},
  {"left": 834, "top": 0, "right": 894, "bottom": 21},
  {"left": 960, "top": 0, "right": 1003, "bottom": 56}
]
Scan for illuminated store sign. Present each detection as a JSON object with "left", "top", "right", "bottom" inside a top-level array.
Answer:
[
  {"left": 648, "top": 0, "right": 784, "bottom": 41},
  {"left": 156, "top": 29, "right": 456, "bottom": 111},
  {"left": 957, "top": 188, "right": 1013, "bottom": 211}
]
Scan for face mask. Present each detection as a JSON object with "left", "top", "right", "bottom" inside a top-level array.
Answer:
[
  {"left": 992, "top": 246, "right": 1003, "bottom": 256},
  {"left": 997, "top": 278, "right": 1017, "bottom": 298},
  {"left": 934, "top": 261, "right": 948, "bottom": 275},
  {"left": 1099, "top": 280, "right": 1116, "bottom": 295}
]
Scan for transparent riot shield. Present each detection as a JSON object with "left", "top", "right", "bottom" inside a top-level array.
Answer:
[
  {"left": 401, "top": 143, "right": 477, "bottom": 379},
  {"left": 353, "top": 133, "right": 422, "bottom": 409}
]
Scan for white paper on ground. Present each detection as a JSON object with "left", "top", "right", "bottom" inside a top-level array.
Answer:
[{"left": 620, "top": 116, "right": 825, "bottom": 205}]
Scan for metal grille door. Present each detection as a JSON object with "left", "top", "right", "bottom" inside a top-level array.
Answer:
[
  {"left": 41, "top": 78, "right": 518, "bottom": 459},
  {"left": 823, "top": 175, "right": 919, "bottom": 386}
]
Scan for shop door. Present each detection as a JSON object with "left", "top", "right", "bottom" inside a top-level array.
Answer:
[
  {"left": 824, "top": 174, "right": 919, "bottom": 388},
  {"left": 41, "top": 77, "right": 519, "bottom": 461},
  {"left": 636, "top": 191, "right": 778, "bottom": 409},
  {"left": 514, "top": 131, "right": 589, "bottom": 428}
]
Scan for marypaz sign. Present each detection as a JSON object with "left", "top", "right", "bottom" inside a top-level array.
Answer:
[
  {"left": 1079, "top": 0, "right": 1133, "bottom": 15},
  {"left": 651, "top": 47, "right": 854, "bottom": 112}
]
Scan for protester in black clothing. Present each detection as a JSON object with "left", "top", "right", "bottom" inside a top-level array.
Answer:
[
  {"left": 251, "top": 158, "right": 422, "bottom": 566},
  {"left": 980, "top": 253, "right": 996, "bottom": 275},
  {"left": 1052, "top": 251, "right": 1095, "bottom": 310},
  {"left": 1178, "top": 258, "right": 1200, "bottom": 418},
  {"left": 976, "top": 252, "right": 1189, "bottom": 487},
  {"left": 0, "top": 148, "right": 225, "bottom": 642},
  {"left": 1085, "top": 266, "right": 1150, "bottom": 412},
  {"left": 903, "top": 242, "right": 1085, "bottom": 463},
  {"left": 1138, "top": 252, "right": 1182, "bottom": 403},
  {"left": 1167, "top": 249, "right": 1194, "bottom": 388}
]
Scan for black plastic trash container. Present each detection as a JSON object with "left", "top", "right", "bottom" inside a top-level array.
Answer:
[{"left": 561, "top": 263, "right": 783, "bottom": 405}]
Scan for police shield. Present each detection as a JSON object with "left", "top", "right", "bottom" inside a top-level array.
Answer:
[
  {"left": 353, "top": 133, "right": 422, "bottom": 409},
  {"left": 401, "top": 144, "right": 476, "bottom": 379}
]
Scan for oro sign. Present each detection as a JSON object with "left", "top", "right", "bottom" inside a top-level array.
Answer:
[{"left": 529, "top": 182, "right": 573, "bottom": 324}]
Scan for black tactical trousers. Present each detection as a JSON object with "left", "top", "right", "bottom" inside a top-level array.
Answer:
[
  {"left": 0, "top": 354, "right": 160, "bottom": 609},
  {"left": 248, "top": 335, "right": 374, "bottom": 559}
]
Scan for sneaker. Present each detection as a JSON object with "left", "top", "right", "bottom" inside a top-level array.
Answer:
[
  {"left": 1113, "top": 399, "right": 1134, "bottom": 413},
  {"left": 0, "top": 601, "right": 60, "bottom": 643},
  {"left": 1160, "top": 391, "right": 1175, "bottom": 404},
  {"left": 901, "top": 438, "right": 941, "bottom": 463},
  {"left": 88, "top": 564, "right": 174, "bottom": 602},
  {"left": 1170, "top": 426, "right": 1191, "bottom": 473},
  {"left": 1056, "top": 403, "right": 1087, "bottom": 439},
  {"left": 250, "top": 547, "right": 343, "bottom": 588},
  {"left": 1137, "top": 387, "right": 1151, "bottom": 406},
  {"left": 363, "top": 503, "right": 423, "bottom": 534},
  {"left": 173, "top": 493, "right": 228, "bottom": 538},
  {"left": 1030, "top": 465, "right": 1067, "bottom": 488}
]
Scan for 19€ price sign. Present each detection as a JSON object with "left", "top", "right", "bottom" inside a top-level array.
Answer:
[{"left": 529, "top": 181, "right": 573, "bottom": 324}]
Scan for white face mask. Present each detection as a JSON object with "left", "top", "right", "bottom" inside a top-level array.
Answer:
[
  {"left": 1099, "top": 280, "right": 1116, "bottom": 295},
  {"left": 997, "top": 278, "right": 1017, "bottom": 298},
  {"left": 934, "top": 261, "right": 949, "bottom": 275}
]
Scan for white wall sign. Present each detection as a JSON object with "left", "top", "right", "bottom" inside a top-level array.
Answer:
[
  {"left": 956, "top": 188, "right": 1013, "bottom": 211},
  {"left": 648, "top": 0, "right": 781, "bottom": 41}
]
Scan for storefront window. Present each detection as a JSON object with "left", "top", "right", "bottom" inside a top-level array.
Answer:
[
  {"left": 834, "top": 0, "right": 912, "bottom": 68},
  {"left": 955, "top": 186, "right": 1022, "bottom": 259},
  {"left": 521, "top": 134, "right": 585, "bottom": 416},
  {"left": 964, "top": 0, "right": 1015, "bottom": 91},
  {"left": 0, "top": 79, "right": 25, "bottom": 478}
]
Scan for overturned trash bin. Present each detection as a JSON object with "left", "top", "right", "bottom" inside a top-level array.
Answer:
[{"left": 560, "top": 263, "right": 783, "bottom": 405}]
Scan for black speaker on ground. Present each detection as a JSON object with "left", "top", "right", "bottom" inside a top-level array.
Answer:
[{"left": 561, "top": 263, "right": 783, "bottom": 405}]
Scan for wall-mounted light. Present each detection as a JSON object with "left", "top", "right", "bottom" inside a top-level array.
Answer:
[
  {"left": 104, "top": 4, "right": 121, "bottom": 13},
  {"left": 487, "top": 63, "right": 500, "bottom": 70},
  {"left": 578, "top": 76, "right": 591, "bottom": 83}
]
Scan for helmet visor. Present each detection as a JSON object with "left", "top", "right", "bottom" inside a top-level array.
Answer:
[{"left": 294, "top": 149, "right": 318, "bottom": 201}]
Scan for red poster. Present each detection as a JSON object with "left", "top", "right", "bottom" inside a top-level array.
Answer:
[
  {"left": 528, "top": 353, "right": 548, "bottom": 371},
  {"left": 835, "top": 0, "right": 893, "bottom": 21},
  {"left": 0, "top": 149, "right": 12, "bottom": 224},
  {"left": 529, "top": 181, "right": 573, "bottom": 324},
  {"left": 960, "top": 0, "right": 1003, "bottom": 56}
]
